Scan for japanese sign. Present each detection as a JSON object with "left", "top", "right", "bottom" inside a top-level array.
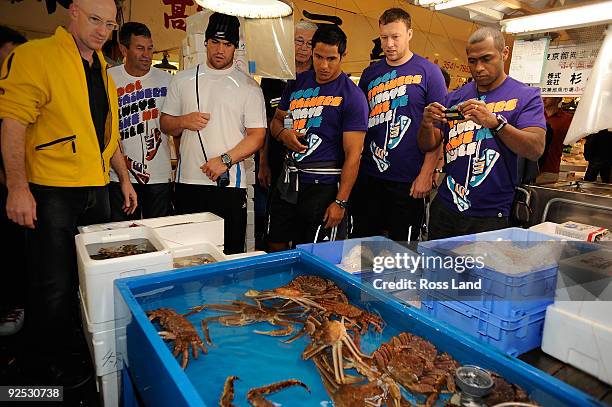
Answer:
[
  {"left": 163, "top": 0, "right": 202, "bottom": 31},
  {"left": 540, "top": 41, "right": 601, "bottom": 96}
]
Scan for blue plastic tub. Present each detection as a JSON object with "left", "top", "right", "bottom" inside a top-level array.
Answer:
[
  {"left": 114, "top": 250, "right": 603, "bottom": 407},
  {"left": 417, "top": 228, "right": 569, "bottom": 319},
  {"left": 420, "top": 290, "right": 547, "bottom": 356}
]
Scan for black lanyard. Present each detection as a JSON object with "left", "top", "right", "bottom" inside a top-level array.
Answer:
[{"left": 195, "top": 64, "right": 209, "bottom": 163}]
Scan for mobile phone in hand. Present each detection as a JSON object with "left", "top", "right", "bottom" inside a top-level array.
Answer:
[{"left": 444, "top": 109, "right": 464, "bottom": 120}]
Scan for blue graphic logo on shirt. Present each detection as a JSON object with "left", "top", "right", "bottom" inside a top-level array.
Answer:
[
  {"left": 469, "top": 148, "right": 500, "bottom": 187},
  {"left": 387, "top": 115, "right": 411, "bottom": 150},
  {"left": 370, "top": 140, "right": 390, "bottom": 172},
  {"left": 447, "top": 175, "right": 471, "bottom": 212},
  {"left": 293, "top": 133, "right": 322, "bottom": 162}
]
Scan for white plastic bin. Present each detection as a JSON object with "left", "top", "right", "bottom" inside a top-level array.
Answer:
[
  {"left": 79, "top": 292, "right": 126, "bottom": 376},
  {"left": 96, "top": 370, "right": 120, "bottom": 407},
  {"left": 76, "top": 227, "right": 172, "bottom": 324},
  {"left": 542, "top": 304, "right": 612, "bottom": 385}
]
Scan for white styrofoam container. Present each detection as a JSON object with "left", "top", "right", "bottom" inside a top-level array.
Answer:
[
  {"left": 555, "top": 249, "right": 612, "bottom": 325},
  {"left": 542, "top": 304, "right": 612, "bottom": 385},
  {"left": 246, "top": 170, "right": 256, "bottom": 185},
  {"left": 170, "top": 242, "right": 226, "bottom": 269},
  {"left": 80, "top": 292, "right": 126, "bottom": 376},
  {"left": 247, "top": 210, "right": 255, "bottom": 226},
  {"left": 96, "top": 370, "right": 119, "bottom": 407},
  {"left": 247, "top": 185, "right": 255, "bottom": 199},
  {"left": 139, "top": 213, "right": 224, "bottom": 248},
  {"left": 529, "top": 222, "right": 579, "bottom": 241},
  {"left": 76, "top": 227, "right": 173, "bottom": 325},
  {"left": 225, "top": 251, "right": 266, "bottom": 260}
]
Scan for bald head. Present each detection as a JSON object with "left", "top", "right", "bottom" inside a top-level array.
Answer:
[{"left": 69, "top": 0, "right": 117, "bottom": 54}]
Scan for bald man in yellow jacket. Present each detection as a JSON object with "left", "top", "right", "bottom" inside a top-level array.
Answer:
[{"left": 0, "top": 0, "right": 136, "bottom": 387}]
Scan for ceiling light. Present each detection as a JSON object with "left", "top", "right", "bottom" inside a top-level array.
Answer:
[
  {"left": 501, "top": 1, "right": 612, "bottom": 34},
  {"left": 434, "top": 0, "right": 483, "bottom": 11},
  {"left": 154, "top": 53, "right": 178, "bottom": 71},
  {"left": 417, "top": 0, "right": 444, "bottom": 5},
  {"left": 195, "top": 0, "right": 293, "bottom": 18}
]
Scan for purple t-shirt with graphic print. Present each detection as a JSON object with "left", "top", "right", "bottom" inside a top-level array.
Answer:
[
  {"left": 358, "top": 55, "right": 447, "bottom": 183},
  {"left": 436, "top": 77, "right": 546, "bottom": 217},
  {"left": 279, "top": 70, "right": 369, "bottom": 184}
]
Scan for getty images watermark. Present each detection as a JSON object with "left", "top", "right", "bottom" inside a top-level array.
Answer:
[{"left": 370, "top": 253, "right": 486, "bottom": 291}]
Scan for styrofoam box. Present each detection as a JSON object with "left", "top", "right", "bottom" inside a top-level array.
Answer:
[
  {"left": 247, "top": 185, "right": 255, "bottom": 199},
  {"left": 139, "top": 213, "right": 224, "bottom": 248},
  {"left": 246, "top": 223, "right": 255, "bottom": 240},
  {"left": 247, "top": 210, "right": 255, "bottom": 226},
  {"left": 76, "top": 227, "right": 173, "bottom": 325},
  {"left": 554, "top": 248, "right": 612, "bottom": 325},
  {"left": 225, "top": 251, "right": 266, "bottom": 261},
  {"left": 170, "top": 242, "right": 226, "bottom": 269},
  {"left": 80, "top": 291, "right": 126, "bottom": 376},
  {"left": 96, "top": 370, "right": 120, "bottom": 407},
  {"left": 529, "top": 222, "right": 579, "bottom": 241},
  {"left": 542, "top": 304, "right": 612, "bottom": 385}
]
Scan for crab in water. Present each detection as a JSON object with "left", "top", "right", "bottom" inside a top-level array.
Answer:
[
  {"left": 314, "top": 298, "right": 385, "bottom": 335},
  {"left": 184, "top": 300, "right": 304, "bottom": 344},
  {"left": 219, "top": 376, "right": 310, "bottom": 407},
  {"left": 301, "top": 315, "right": 372, "bottom": 385},
  {"left": 372, "top": 333, "right": 459, "bottom": 407},
  {"left": 244, "top": 275, "right": 348, "bottom": 310},
  {"left": 146, "top": 307, "right": 207, "bottom": 369},
  {"left": 313, "top": 353, "right": 411, "bottom": 407}
]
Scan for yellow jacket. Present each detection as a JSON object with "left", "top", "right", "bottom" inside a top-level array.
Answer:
[{"left": 0, "top": 26, "right": 119, "bottom": 187}]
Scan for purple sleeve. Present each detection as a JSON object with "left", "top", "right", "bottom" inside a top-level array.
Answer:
[
  {"left": 426, "top": 65, "right": 448, "bottom": 105},
  {"left": 342, "top": 85, "right": 369, "bottom": 132},
  {"left": 357, "top": 74, "right": 368, "bottom": 97},
  {"left": 515, "top": 87, "right": 546, "bottom": 130},
  {"left": 278, "top": 79, "right": 294, "bottom": 112}
]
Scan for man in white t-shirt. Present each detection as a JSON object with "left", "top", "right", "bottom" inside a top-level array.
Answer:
[
  {"left": 108, "top": 22, "right": 172, "bottom": 220},
  {"left": 160, "top": 13, "right": 266, "bottom": 254}
]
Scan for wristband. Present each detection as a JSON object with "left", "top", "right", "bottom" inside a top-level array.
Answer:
[{"left": 334, "top": 199, "right": 348, "bottom": 209}]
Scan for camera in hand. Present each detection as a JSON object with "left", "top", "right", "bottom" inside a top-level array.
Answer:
[
  {"left": 217, "top": 171, "right": 230, "bottom": 187},
  {"left": 444, "top": 108, "right": 464, "bottom": 120}
]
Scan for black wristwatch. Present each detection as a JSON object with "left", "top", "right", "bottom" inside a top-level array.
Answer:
[
  {"left": 221, "top": 153, "right": 232, "bottom": 169},
  {"left": 334, "top": 199, "right": 348, "bottom": 209},
  {"left": 491, "top": 113, "right": 508, "bottom": 133}
]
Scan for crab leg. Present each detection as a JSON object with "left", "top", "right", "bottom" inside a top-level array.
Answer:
[
  {"left": 246, "top": 379, "right": 310, "bottom": 407},
  {"left": 219, "top": 375, "right": 239, "bottom": 407},
  {"left": 253, "top": 320, "right": 294, "bottom": 337}
]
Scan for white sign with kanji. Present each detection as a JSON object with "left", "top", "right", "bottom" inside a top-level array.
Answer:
[{"left": 539, "top": 42, "right": 601, "bottom": 96}]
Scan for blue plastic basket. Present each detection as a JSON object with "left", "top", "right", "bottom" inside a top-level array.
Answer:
[
  {"left": 417, "top": 228, "right": 566, "bottom": 319},
  {"left": 420, "top": 290, "right": 547, "bottom": 357}
]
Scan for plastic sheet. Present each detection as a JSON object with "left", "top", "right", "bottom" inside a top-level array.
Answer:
[
  {"left": 244, "top": 15, "right": 295, "bottom": 79},
  {"left": 564, "top": 25, "right": 612, "bottom": 144}
]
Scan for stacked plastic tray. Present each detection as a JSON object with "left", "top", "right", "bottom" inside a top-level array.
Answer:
[{"left": 417, "top": 227, "right": 565, "bottom": 356}]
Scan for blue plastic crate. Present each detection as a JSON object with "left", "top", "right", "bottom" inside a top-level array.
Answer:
[
  {"left": 114, "top": 251, "right": 604, "bottom": 407},
  {"left": 417, "top": 228, "right": 567, "bottom": 319},
  {"left": 420, "top": 290, "right": 547, "bottom": 357}
]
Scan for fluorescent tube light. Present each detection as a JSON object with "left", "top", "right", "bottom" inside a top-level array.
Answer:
[
  {"left": 434, "top": 0, "right": 484, "bottom": 10},
  {"left": 195, "top": 0, "right": 293, "bottom": 18},
  {"left": 501, "top": 1, "right": 612, "bottom": 34}
]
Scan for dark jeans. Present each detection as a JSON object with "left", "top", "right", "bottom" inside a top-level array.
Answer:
[
  {"left": 109, "top": 181, "right": 172, "bottom": 221},
  {"left": 584, "top": 161, "right": 611, "bottom": 183},
  {"left": 25, "top": 184, "right": 110, "bottom": 360},
  {"left": 0, "top": 185, "right": 26, "bottom": 310},
  {"left": 351, "top": 173, "right": 424, "bottom": 241},
  {"left": 428, "top": 198, "right": 508, "bottom": 240},
  {"left": 174, "top": 183, "right": 247, "bottom": 254}
]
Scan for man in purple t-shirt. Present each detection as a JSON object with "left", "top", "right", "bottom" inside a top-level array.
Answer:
[
  {"left": 353, "top": 8, "right": 447, "bottom": 242},
  {"left": 267, "top": 25, "right": 368, "bottom": 250},
  {"left": 418, "top": 27, "right": 546, "bottom": 240}
]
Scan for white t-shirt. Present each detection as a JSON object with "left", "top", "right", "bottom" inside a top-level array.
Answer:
[
  {"left": 162, "top": 63, "right": 266, "bottom": 189},
  {"left": 108, "top": 65, "right": 172, "bottom": 184}
]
